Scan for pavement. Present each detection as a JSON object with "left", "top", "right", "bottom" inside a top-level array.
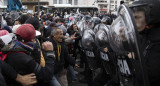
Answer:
[
  {"left": 68, "top": 51, "right": 88, "bottom": 86},
  {"left": 68, "top": 65, "right": 88, "bottom": 86}
]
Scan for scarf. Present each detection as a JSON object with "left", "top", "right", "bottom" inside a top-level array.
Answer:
[{"left": 11, "top": 40, "right": 35, "bottom": 52}]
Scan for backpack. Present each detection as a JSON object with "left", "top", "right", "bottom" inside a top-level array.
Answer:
[
  {"left": 0, "top": 51, "right": 25, "bottom": 61},
  {"left": 0, "top": 52, "right": 10, "bottom": 61}
]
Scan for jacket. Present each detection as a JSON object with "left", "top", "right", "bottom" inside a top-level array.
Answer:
[
  {"left": 5, "top": 42, "right": 55, "bottom": 86},
  {"left": 0, "top": 60, "right": 17, "bottom": 86},
  {"left": 49, "top": 36, "right": 75, "bottom": 74},
  {"left": 140, "top": 26, "right": 160, "bottom": 86}
]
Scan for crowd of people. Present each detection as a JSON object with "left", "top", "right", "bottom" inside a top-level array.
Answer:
[{"left": 0, "top": 0, "right": 160, "bottom": 86}]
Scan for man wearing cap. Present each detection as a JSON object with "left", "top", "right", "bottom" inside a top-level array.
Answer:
[{"left": 4, "top": 24, "right": 55, "bottom": 86}]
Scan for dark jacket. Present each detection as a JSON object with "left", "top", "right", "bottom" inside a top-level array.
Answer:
[
  {"left": 0, "top": 60, "right": 17, "bottom": 86},
  {"left": 5, "top": 46, "right": 55, "bottom": 86},
  {"left": 140, "top": 26, "right": 160, "bottom": 86},
  {"left": 49, "top": 36, "right": 75, "bottom": 74}
]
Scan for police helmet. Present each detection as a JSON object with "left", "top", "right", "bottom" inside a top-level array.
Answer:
[{"left": 130, "top": 0, "right": 160, "bottom": 25}]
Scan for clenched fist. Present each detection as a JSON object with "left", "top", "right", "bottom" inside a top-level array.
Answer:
[{"left": 42, "top": 41, "right": 54, "bottom": 51}]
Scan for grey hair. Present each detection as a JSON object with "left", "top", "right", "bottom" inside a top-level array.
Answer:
[{"left": 51, "top": 27, "right": 61, "bottom": 36}]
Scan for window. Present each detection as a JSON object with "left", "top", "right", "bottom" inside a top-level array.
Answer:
[
  {"left": 53, "top": 0, "right": 57, "bottom": 4},
  {"left": 74, "top": 0, "right": 78, "bottom": 5},
  {"left": 104, "top": 5, "right": 107, "bottom": 8},
  {"left": 59, "top": 0, "right": 62, "bottom": 4},
  {"left": 115, "top": 5, "right": 117, "bottom": 11},
  {"left": 4, "top": 0, "right": 7, "bottom": 5},
  {"left": 110, "top": 1, "right": 114, "bottom": 3},
  {"left": 69, "top": 0, "right": 72, "bottom": 5}
]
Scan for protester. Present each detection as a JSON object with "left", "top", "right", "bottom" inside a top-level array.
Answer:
[
  {"left": 4, "top": 24, "right": 55, "bottom": 86},
  {"left": 49, "top": 27, "right": 78, "bottom": 86}
]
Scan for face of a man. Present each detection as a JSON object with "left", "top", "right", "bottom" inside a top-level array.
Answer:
[
  {"left": 133, "top": 11, "right": 147, "bottom": 32},
  {"left": 54, "top": 29, "right": 63, "bottom": 43}
]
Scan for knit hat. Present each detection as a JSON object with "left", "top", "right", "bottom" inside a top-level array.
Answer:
[{"left": 16, "top": 24, "right": 36, "bottom": 42}]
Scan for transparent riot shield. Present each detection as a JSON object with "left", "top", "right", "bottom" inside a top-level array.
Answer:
[
  {"left": 94, "top": 23, "right": 109, "bottom": 33},
  {"left": 81, "top": 29, "right": 101, "bottom": 70},
  {"left": 77, "top": 20, "right": 85, "bottom": 37},
  {"left": 77, "top": 16, "right": 94, "bottom": 37},
  {"left": 82, "top": 15, "right": 95, "bottom": 29},
  {"left": 93, "top": 24, "right": 100, "bottom": 33},
  {"left": 76, "top": 19, "right": 87, "bottom": 55},
  {"left": 74, "top": 14, "right": 82, "bottom": 22},
  {"left": 95, "top": 24, "right": 118, "bottom": 83},
  {"left": 92, "top": 17, "right": 101, "bottom": 25},
  {"left": 108, "top": 4, "right": 149, "bottom": 86}
]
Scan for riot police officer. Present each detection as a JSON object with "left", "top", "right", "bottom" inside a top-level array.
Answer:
[{"left": 130, "top": 0, "right": 160, "bottom": 85}]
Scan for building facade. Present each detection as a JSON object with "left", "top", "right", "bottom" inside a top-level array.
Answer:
[
  {"left": 0, "top": 0, "right": 7, "bottom": 12},
  {"left": 20, "top": 0, "right": 134, "bottom": 13},
  {"left": 97, "top": 0, "right": 108, "bottom": 13},
  {"left": 21, "top": 0, "right": 98, "bottom": 12},
  {"left": 48, "top": 0, "right": 96, "bottom": 7},
  {"left": 21, "top": 0, "right": 48, "bottom": 11},
  {"left": 103, "top": 0, "right": 134, "bottom": 14}
]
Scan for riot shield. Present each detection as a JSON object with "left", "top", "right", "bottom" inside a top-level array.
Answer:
[
  {"left": 76, "top": 19, "right": 89, "bottom": 54},
  {"left": 82, "top": 15, "right": 95, "bottom": 29},
  {"left": 74, "top": 14, "right": 82, "bottom": 22},
  {"left": 101, "top": 16, "right": 112, "bottom": 25},
  {"left": 93, "top": 24, "right": 100, "bottom": 33},
  {"left": 77, "top": 20, "right": 85, "bottom": 37},
  {"left": 81, "top": 29, "right": 101, "bottom": 70},
  {"left": 95, "top": 24, "right": 109, "bottom": 51},
  {"left": 94, "top": 23, "right": 109, "bottom": 33},
  {"left": 92, "top": 17, "right": 101, "bottom": 25},
  {"left": 82, "top": 29, "right": 95, "bottom": 50},
  {"left": 77, "top": 16, "right": 94, "bottom": 37},
  {"left": 108, "top": 4, "right": 149, "bottom": 86},
  {"left": 95, "top": 24, "right": 118, "bottom": 83}
]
